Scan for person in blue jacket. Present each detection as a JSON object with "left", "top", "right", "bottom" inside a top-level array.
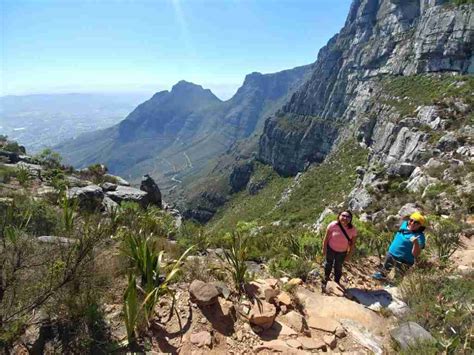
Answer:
[{"left": 372, "top": 211, "right": 427, "bottom": 280}]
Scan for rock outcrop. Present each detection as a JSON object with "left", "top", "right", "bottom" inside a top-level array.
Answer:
[
  {"left": 258, "top": 0, "right": 473, "bottom": 175},
  {"left": 140, "top": 174, "right": 162, "bottom": 208}
]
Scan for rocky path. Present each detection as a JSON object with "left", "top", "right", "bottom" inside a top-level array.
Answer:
[{"left": 101, "top": 255, "right": 414, "bottom": 354}]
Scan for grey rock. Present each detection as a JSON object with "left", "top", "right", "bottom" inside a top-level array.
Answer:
[
  {"left": 66, "top": 175, "right": 91, "bottom": 187},
  {"left": 102, "top": 196, "right": 119, "bottom": 213},
  {"left": 340, "top": 319, "right": 383, "bottom": 355},
  {"left": 406, "top": 167, "right": 438, "bottom": 193},
  {"left": 106, "top": 186, "right": 149, "bottom": 207},
  {"left": 101, "top": 182, "right": 117, "bottom": 191},
  {"left": 189, "top": 280, "right": 220, "bottom": 306},
  {"left": 37, "top": 236, "right": 77, "bottom": 244},
  {"left": 257, "top": 1, "right": 473, "bottom": 174},
  {"left": 140, "top": 174, "right": 162, "bottom": 208},
  {"left": 437, "top": 133, "right": 459, "bottom": 151},
  {"left": 104, "top": 174, "right": 130, "bottom": 186},
  {"left": 36, "top": 186, "right": 56, "bottom": 196},
  {"left": 247, "top": 177, "right": 269, "bottom": 195},
  {"left": 416, "top": 106, "right": 441, "bottom": 129},
  {"left": 5, "top": 162, "right": 43, "bottom": 178},
  {"left": 0, "top": 150, "right": 20, "bottom": 163},
  {"left": 348, "top": 187, "right": 372, "bottom": 212},
  {"left": 258, "top": 114, "right": 339, "bottom": 176},
  {"left": 183, "top": 208, "right": 215, "bottom": 223},
  {"left": 397, "top": 203, "right": 420, "bottom": 219},
  {"left": 356, "top": 166, "right": 366, "bottom": 177},
  {"left": 229, "top": 161, "right": 253, "bottom": 193},
  {"left": 387, "top": 163, "right": 416, "bottom": 178},
  {"left": 390, "top": 322, "right": 435, "bottom": 350},
  {"left": 346, "top": 288, "right": 409, "bottom": 318},
  {"left": 456, "top": 146, "right": 474, "bottom": 157},
  {"left": 424, "top": 158, "right": 443, "bottom": 170},
  {"left": 18, "top": 154, "right": 37, "bottom": 164},
  {"left": 67, "top": 185, "right": 104, "bottom": 210},
  {"left": 312, "top": 207, "right": 335, "bottom": 232},
  {"left": 212, "top": 281, "right": 231, "bottom": 299},
  {"left": 385, "top": 128, "right": 427, "bottom": 164}
]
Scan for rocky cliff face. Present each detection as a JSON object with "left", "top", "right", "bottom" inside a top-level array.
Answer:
[{"left": 258, "top": 0, "right": 473, "bottom": 175}]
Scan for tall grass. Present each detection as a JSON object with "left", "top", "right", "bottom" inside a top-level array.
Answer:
[
  {"left": 120, "top": 228, "right": 192, "bottom": 344},
  {"left": 219, "top": 231, "right": 251, "bottom": 295}
]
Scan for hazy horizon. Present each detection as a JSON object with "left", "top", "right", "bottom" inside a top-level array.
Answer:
[{"left": 1, "top": 0, "right": 352, "bottom": 100}]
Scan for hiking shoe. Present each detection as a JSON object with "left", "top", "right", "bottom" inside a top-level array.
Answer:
[
  {"left": 372, "top": 271, "right": 386, "bottom": 280},
  {"left": 321, "top": 282, "right": 327, "bottom": 294}
]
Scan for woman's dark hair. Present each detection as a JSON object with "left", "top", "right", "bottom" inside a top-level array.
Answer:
[{"left": 337, "top": 210, "right": 354, "bottom": 229}]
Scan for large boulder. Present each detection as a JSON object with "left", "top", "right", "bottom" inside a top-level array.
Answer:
[
  {"left": 295, "top": 287, "right": 385, "bottom": 332},
  {"left": 390, "top": 322, "right": 435, "bottom": 350},
  {"left": 189, "top": 280, "right": 220, "bottom": 306},
  {"left": 406, "top": 167, "right": 438, "bottom": 193},
  {"left": 0, "top": 150, "right": 20, "bottom": 163},
  {"left": 387, "top": 163, "right": 416, "bottom": 178},
  {"left": 416, "top": 105, "right": 441, "bottom": 129},
  {"left": 348, "top": 187, "right": 373, "bottom": 212},
  {"left": 140, "top": 174, "right": 162, "bottom": 208},
  {"left": 106, "top": 186, "right": 149, "bottom": 207},
  {"left": 67, "top": 185, "right": 104, "bottom": 210},
  {"left": 437, "top": 132, "right": 458, "bottom": 151},
  {"left": 104, "top": 174, "right": 130, "bottom": 186},
  {"left": 249, "top": 300, "right": 276, "bottom": 330}
]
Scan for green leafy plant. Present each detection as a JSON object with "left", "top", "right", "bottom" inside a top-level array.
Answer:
[
  {"left": 121, "top": 229, "right": 192, "bottom": 344},
  {"left": 15, "top": 165, "right": 32, "bottom": 187},
  {"left": 123, "top": 273, "right": 139, "bottom": 345},
  {"left": 61, "top": 192, "right": 77, "bottom": 233},
  {"left": 219, "top": 226, "right": 252, "bottom": 294},
  {"left": 401, "top": 271, "right": 473, "bottom": 354},
  {"left": 35, "top": 148, "right": 63, "bottom": 169},
  {"left": 427, "top": 216, "right": 465, "bottom": 264}
]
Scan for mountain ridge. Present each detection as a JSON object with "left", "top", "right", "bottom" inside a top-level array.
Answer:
[{"left": 56, "top": 64, "right": 312, "bottom": 192}]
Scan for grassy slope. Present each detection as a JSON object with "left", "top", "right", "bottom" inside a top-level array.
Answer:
[{"left": 207, "top": 139, "right": 368, "bottom": 234}]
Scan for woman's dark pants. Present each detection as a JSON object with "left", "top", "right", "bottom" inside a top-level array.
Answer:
[
  {"left": 324, "top": 247, "right": 347, "bottom": 284},
  {"left": 381, "top": 253, "right": 412, "bottom": 276}
]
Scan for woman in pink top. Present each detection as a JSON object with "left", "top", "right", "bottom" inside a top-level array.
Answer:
[{"left": 322, "top": 210, "right": 357, "bottom": 291}]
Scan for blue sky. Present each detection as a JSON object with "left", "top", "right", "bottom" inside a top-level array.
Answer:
[{"left": 1, "top": 0, "right": 352, "bottom": 99}]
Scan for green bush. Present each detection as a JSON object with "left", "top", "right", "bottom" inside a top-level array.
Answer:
[
  {"left": 0, "top": 165, "right": 15, "bottom": 184},
  {"left": 427, "top": 216, "right": 465, "bottom": 263},
  {"left": 269, "top": 255, "right": 314, "bottom": 281},
  {"left": 15, "top": 165, "right": 33, "bottom": 187},
  {"left": 218, "top": 222, "right": 254, "bottom": 294},
  {"left": 401, "top": 271, "right": 473, "bottom": 354},
  {"left": 35, "top": 148, "right": 63, "bottom": 169}
]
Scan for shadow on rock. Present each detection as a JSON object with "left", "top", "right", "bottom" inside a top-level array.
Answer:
[
  {"left": 346, "top": 288, "right": 393, "bottom": 308},
  {"left": 199, "top": 300, "right": 236, "bottom": 336}
]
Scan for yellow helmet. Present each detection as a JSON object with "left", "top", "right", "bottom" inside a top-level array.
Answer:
[{"left": 410, "top": 211, "right": 427, "bottom": 227}]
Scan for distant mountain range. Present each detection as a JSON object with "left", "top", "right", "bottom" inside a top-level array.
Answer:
[
  {"left": 0, "top": 93, "right": 150, "bottom": 152},
  {"left": 56, "top": 65, "right": 312, "bottom": 192}
]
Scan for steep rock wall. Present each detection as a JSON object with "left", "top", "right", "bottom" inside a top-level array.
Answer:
[{"left": 258, "top": 0, "right": 473, "bottom": 175}]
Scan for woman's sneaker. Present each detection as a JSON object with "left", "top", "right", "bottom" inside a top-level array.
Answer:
[{"left": 372, "top": 271, "right": 386, "bottom": 280}]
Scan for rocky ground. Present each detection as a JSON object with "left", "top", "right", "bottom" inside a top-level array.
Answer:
[{"left": 91, "top": 244, "right": 472, "bottom": 354}]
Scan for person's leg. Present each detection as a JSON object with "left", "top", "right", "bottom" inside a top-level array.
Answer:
[
  {"left": 334, "top": 251, "right": 347, "bottom": 284},
  {"left": 382, "top": 253, "right": 397, "bottom": 275},
  {"left": 373, "top": 253, "right": 395, "bottom": 279},
  {"left": 324, "top": 247, "right": 336, "bottom": 283}
]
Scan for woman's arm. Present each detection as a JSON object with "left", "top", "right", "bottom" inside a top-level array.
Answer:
[
  {"left": 323, "top": 229, "right": 330, "bottom": 256},
  {"left": 412, "top": 237, "right": 421, "bottom": 258}
]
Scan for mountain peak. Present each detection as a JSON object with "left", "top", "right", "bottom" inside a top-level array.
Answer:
[{"left": 171, "top": 80, "right": 204, "bottom": 92}]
